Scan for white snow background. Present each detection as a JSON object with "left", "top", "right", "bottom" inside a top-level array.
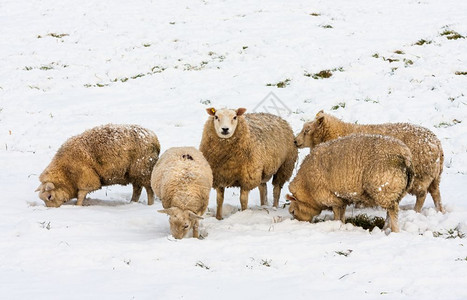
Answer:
[{"left": 1, "top": 0, "right": 467, "bottom": 299}]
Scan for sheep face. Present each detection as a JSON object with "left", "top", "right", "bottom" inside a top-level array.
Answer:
[
  {"left": 294, "top": 113, "right": 326, "bottom": 148},
  {"left": 206, "top": 107, "right": 246, "bottom": 139},
  {"left": 159, "top": 207, "right": 203, "bottom": 239},
  {"left": 35, "top": 182, "right": 69, "bottom": 207},
  {"left": 287, "top": 194, "right": 321, "bottom": 222}
]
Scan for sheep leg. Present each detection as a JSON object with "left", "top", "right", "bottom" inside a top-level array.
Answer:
[
  {"left": 272, "top": 185, "right": 282, "bottom": 208},
  {"left": 428, "top": 179, "right": 444, "bottom": 213},
  {"left": 76, "top": 190, "right": 88, "bottom": 206},
  {"left": 216, "top": 187, "right": 225, "bottom": 220},
  {"left": 193, "top": 220, "right": 199, "bottom": 239},
  {"left": 131, "top": 185, "right": 143, "bottom": 203},
  {"left": 145, "top": 186, "right": 155, "bottom": 205},
  {"left": 413, "top": 191, "right": 427, "bottom": 213},
  {"left": 259, "top": 183, "right": 268, "bottom": 206},
  {"left": 240, "top": 188, "right": 249, "bottom": 211},
  {"left": 387, "top": 205, "right": 400, "bottom": 233},
  {"left": 332, "top": 206, "right": 346, "bottom": 223}
]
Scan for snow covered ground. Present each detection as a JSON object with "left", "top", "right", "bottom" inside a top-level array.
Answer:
[{"left": 1, "top": 0, "right": 467, "bottom": 299}]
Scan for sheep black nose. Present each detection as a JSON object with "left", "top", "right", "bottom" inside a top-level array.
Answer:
[
  {"left": 294, "top": 140, "right": 298, "bottom": 145},
  {"left": 222, "top": 128, "right": 229, "bottom": 134}
]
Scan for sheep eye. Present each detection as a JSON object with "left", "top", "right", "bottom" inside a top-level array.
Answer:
[
  {"left": 183, "top": 224, "right": 189, "bottom": 229},
  {"left": 215, "top": 116, "right": 219, "bottom": 120},
  {"left": 233, "top": 116, "right": 237, "bottom": 120},
  {"left": 47, "top": 195, "right": 52, "bottom": 201}
]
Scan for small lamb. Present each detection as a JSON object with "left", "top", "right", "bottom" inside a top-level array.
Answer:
[
  {"left": 151, "top": 147, "right": 213, "bottom": 239},
  {"left": 199, "top": 107, "right": 298, "bottom": 220},
  {"left": 287, "top": 134, "right": 414, "bottom": 233},
  {"left": 36, "top": 124, "right": 160, "bottom": 207},
  {"left": 294, "top": 111, "right": 444, "bottom": 213}
]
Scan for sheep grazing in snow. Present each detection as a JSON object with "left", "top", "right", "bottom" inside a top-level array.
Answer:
[
  {"left": 200, "top": 107, "right": 298, "bottom": 220},
  {"left": 287, "top": 134, "right": 414, "bottom": 233},
  {"left": 36, "top": 124, "right": 160, "bottom": 207},
  {"left": 294, "top": 111, "right": 444, "bottom": 213},
  {"left": 151, "top": 147, "right": 212, "bottom": 239}
]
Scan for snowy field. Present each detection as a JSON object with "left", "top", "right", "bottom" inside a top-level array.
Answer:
[{"left": 1, "top": 0, "right": 467, "bottom": 299}]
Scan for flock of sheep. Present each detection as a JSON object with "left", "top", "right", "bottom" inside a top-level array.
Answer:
[{"left": 35, "top": 107, "right": 444, "bottom": 238}]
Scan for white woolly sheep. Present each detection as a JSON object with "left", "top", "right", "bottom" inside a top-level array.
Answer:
[
  {"left": 287, "top": 134, "right": 414, "bottom": 233},
  {"left": 36, "top": 124, "right": 160, "bottom": 207},
  {"left": 294, "top": 111, "right": 444, "bottom": 213},
  {"left": 199, "top": 107, "right": 298, "bottom": 220},
  {"left": 151, "top": 147, "right": 213, "bottom": 239}
]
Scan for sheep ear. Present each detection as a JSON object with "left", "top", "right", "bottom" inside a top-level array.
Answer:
[
  {"left": 35, "top": 184, "right": 43, "bottom": 192},
  {"left": 158, "top": 208, "right": 175, "bottom": 215},
  {"left": 316, "top": 114, "right": 325, "bottom": 125},
  {"left": 188, "top": 211, "right": 204, "bottom": 220},
  {"left": 286, "top": 194, "right": 297, "bottom": 201},
  {"left": 44, "top": 182, "right": 55, "bottom": 191},
  {"left": 236, "top": 108, "right": 247, "bottom": 116},
  {"left": 206, "top": 108, "right": 216, "bottom": 116}
]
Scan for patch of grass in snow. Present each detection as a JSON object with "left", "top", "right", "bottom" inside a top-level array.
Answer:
[
  {"left": 151, "top": 66, "right": 166, "bottom": 73},
  {"left": 24, "top": 62, "right": 68, "bottom": 71},
  {"left": 207, "top": 52, "right": 226, "bottom": 62},
  {"left": 403, "top": 58, "right": 414, "bottom": 66},
  {"left": 40, "top": 65, "right": 54, "bottom": 71},
  {"left": 131, "top": 73, "right": 145, "bottom": 79},
  {"left": 37, "top": 33, "right": 69, "bottom": 39},
  {"left": 320, "top": 24, "right": 333, "bottom": 29},
  {"left": 307, "top": 70, "right": 333, "bottom": 79},
  {"left": 95, "top": 66, "right": 167, "bottom": 86},
  {"left": 266, "top": 78, "right": 291, "bottom": 88},
  {"left": 382, "top": 57, "right": 399, "bottom": 63},
  {"left": 440, "top": 29, "right": 465, "bottom": 40},
  {"left": 183, "top": 61, "right": 209, "bottom": 71},
  {"left": 195, "top": 261, "right": 210, "bottom": 270},
  {"left": 414, "top": 39, "right": 432, "bottom": 46},
  {"left": 331, "top": 102, "right": 346, "bottom": 110},
  {"left": 433, "top": 227, "right": 465, "bottom": 239},
  {"left": 345, "top": 214, "right": 385, "bottom": 231},
  {"left": 394, "top": 50, "right": 405, "bottom": 55},
  {"left": 246, "top": 258, "right": 272, "bottom": 269},
  {"left": 335, "top": 249, "right": 353, "bottom": 257},
  {"left": 455, "top": 71, "right": 467, "bottom": 76},
  {"left": 305, "top": 68, "right": 343, "bottom": 80},
  {"left": 355, "top": 97, "right": 379, "bottom": 104},
  {"left": 84, "top": 83, "right": 109, "bottom": 88},
  {"left": 39, "top": 221, "right": 51, "bottom": 230},
  {"left": 260, "top": 259, "right": 272, "bottom": 267},
  {"left": 200, "top": 99, "right": 211, "bottom": 105},
  {"left": 455, "top": 257, "right": 467, "bottom": 262},
  {"left": 434, "top": 119, "right": 462, "bottom": 128},
  {"left": 309, "top": 12, "right": 321, "bottom": 16}
]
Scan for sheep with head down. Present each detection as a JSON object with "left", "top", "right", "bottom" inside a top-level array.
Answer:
[
  {"left": 36, "top": 124, "right": 160, "bottom": 207},
  {"left": 200, "top": 107, "right": 298, "bottom": 220},
  {"left": 294, "top": 111, "right": 444, "bottom": 213},
  {"left": 287, "top": 134, "right": 414, "bottom": 233},
  {"left": 151, "top": 147, "right": 212, "bottom": 239}
]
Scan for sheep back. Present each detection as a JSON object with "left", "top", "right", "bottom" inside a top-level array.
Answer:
[{"left": 151, "top": 147, "right": 212, "bottom": 215}]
